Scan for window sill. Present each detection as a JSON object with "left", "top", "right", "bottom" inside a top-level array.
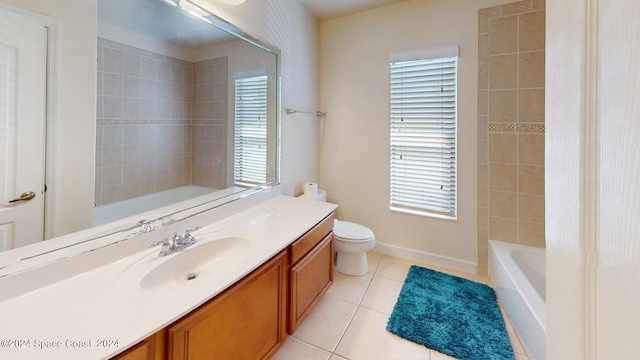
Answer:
[{"left": 389, "top": 206, "right": 458, "bottom": 222}]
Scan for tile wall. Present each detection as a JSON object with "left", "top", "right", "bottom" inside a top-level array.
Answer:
[
  {"left": 192, "top": 58, "right": 228, "bottom": 189},
  {"left": 478, "top": 0, "right": 546, "bottom": 274},
  {"left": 96, "top": 38, "right": 228, "bottom": 206}
]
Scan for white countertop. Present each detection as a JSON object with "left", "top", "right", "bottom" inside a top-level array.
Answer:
[{"left": 0, "top": 195, "right": 337, "bottom": 360}]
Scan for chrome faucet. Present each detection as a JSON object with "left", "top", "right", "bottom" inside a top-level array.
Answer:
[
  {"left": 138, "top": 220, "right": 154, "bottom": 233},
  {"left": 151, "top": 227, "right": 201, "bottom": 257}
]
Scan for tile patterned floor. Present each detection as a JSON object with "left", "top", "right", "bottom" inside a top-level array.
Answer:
[{"left": 273, "top": 252, "right": 530, "bottom": 360}]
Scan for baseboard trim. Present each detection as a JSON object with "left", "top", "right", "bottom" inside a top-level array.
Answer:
[{"left": 373, "top": 242, "right": 478, "bottom": 275}]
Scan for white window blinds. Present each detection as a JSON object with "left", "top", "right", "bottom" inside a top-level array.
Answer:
[
  {"left": 389, "top": 54, "right": 458, "bottom": 218},
  {"left": 234, "top": 75, "right": 268, "bottom": 186}
]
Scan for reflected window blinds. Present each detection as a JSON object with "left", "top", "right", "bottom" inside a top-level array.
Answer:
[{"left": 234, "top": 76, "right": 268, "bottom": 186}]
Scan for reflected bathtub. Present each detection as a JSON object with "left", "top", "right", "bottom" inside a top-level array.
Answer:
[
  {"left": 93, "top": 185, "right": 216, "bottom": 226},
  {"left": 489, "top": 240, "right": 546, "bottom": 360}
]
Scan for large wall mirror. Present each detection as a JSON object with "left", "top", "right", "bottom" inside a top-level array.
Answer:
[
  {"left": 95, "top": 0, "right": 279, "bottom": 224},
  {"left": 0, "top": 0, "right": 280, "bottom": 273}
]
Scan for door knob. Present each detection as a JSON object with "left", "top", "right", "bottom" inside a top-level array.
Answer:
[{"left": 8, "top": 191, "right": 36, "bottom": 203}]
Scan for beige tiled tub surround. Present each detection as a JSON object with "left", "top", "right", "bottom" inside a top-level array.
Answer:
[
  {"left": 192, "top": 58, "right": 229, "bottom": 189},
  {"left": 477, "top": 0, "right": 545, "bottom": 275},
  {"left": 96, "top": 38, "right": 228, "bottom": 206}
]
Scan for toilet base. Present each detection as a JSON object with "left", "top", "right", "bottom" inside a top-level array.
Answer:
[{"left": 334, "top": 251, "right": 368, "bottom": 276}]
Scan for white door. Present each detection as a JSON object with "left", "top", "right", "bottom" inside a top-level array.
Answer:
[{"left": 0, "top": 6, "right": 47, "bottom": 251}]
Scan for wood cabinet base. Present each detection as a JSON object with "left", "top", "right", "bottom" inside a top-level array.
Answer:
[
  {"left": 168, "top": 251, "right": 288, "bottom": 360},
  {"left": 111, "top": 329, "right": 165, "bottom": 360}
]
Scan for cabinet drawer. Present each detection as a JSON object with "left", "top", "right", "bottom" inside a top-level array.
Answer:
[{"left": 290, "top": 213, "right": 334, "bottom": 265}]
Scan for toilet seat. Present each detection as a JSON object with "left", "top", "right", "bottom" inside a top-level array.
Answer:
[{"left": 334, "top": 220, "right": 374, "bottom": 242}]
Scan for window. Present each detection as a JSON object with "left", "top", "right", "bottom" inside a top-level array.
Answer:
[
  {"left": 234, "top": 75, "right": 268, "bottom": 186},
  {"left": 389, "top": 46, "right": 458, "bottom": 218}
]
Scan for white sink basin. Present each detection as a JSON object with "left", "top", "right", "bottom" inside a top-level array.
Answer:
[{"left": 116, "top": 231, "right": 255, "bottom": 292}]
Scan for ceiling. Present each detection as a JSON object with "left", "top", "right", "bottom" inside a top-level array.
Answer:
[
  {"left": 98, "top": 0, "right": 235, "bottom": 48},
  {"left": 98, "top": 0, "right": 411, "bottom": 48},
  {"left": 297, "top": 0, "right": 409, "bottom": 20}
]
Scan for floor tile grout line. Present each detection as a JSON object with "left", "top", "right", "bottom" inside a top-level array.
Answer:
[
  {"left": 495, "top": 298, "right": 528, "bottom": 356},
  {"left": 329, "top": 255, "right": 383, "bottom": 359},
  {"left": 357, "top": 271, "right": 378, "bottom": 306},
  {"left": 330, "top": 263, "right": 378, "bottom": 356},
  {"left": 336, "top": 254, "right": 428, "bottom": 358},
  {"left": 286, "top": 336, "right": 337, "bottom": 358},
  {"left": 329, "top": 302, "right": 359, "bottom": 355}
]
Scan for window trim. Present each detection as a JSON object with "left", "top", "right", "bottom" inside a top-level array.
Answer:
[{"left": 388, "top": 45, "right": 459, "bottom": 220}]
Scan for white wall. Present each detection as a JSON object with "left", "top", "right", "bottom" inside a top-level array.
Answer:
[
  {"left": 97, "top": 20, "right": 195, "bottom": 61},
  {"left": 193, "top": 0, "right": 320, "bottom": 196},
  {"left": 1, "top": 0, "right": 96, "bottom": 237},
  {"left": 595, "top": 1, "right": 640, "bottom": 354},
  {"left": 318, "top": 0, "right": 512, "bottom": 270},
  {"left": 547, "top": 0, "right": 640, "bottom": 358},
  {"left": 545, "top": 0, "right": 587, "bottom": 357}
]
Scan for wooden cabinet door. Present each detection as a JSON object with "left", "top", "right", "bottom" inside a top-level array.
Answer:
[
  {"left": 168, "top": 250, "right": 288, "bottom": 360},
  {"left": 111, "top": 329, "right": 165, "bottom": 360},
  {"left": 289, "top": 233, "right": 333, "bottom": 333}
]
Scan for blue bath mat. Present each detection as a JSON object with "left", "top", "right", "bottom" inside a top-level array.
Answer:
[{"left": 386, "top": 265, "right": 514, "bottom": 360}]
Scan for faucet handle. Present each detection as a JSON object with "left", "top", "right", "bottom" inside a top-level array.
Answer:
[
  {"left": 150, "top": 239, "right": 167, "bottom": 247},
  {"left": 137, "top": 220, "right": 153, "bottom": 233},
  {"left": 151, "top": 238, "right": 172, "bottom": 255},
  {"left": 184, "top": 227, "right": 200, "bottom": 244},
  {"left": 185, "top": 226, "right": 201, "bottom": 234},
  {"left": 161, "top": 238, "right": 172, "bottom": 252}
]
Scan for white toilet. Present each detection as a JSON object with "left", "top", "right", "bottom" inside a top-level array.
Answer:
[
  {"left": 332, "top": 219, "right": 376, "bottom": 276},
  {"left": 301, "top": 189, "right": 376, "bottom": 276}
]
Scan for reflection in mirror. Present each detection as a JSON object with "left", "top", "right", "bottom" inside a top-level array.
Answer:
[
  {"left": 0, "top": 0, "right": 279, "bottom": 273},
  {"left": 95, "top": 0, "right": 279, "bottom": 226}
]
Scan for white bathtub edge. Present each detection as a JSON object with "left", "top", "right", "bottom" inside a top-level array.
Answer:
[{"left": 489, "top": 240, "right": 546, "bottom": 360}]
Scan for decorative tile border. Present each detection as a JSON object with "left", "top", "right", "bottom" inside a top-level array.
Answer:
[
  {"left": 488, "top": 122, "right": 545, "bottom": 134},
  {"left": 488, "top": 123, "right": 515, "bottom": 133},
  {"left": 516, "top": 123, "right": 545, "bottom": 133}
]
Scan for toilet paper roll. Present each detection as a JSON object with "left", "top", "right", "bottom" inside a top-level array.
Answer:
[{"left": 303, "top": 182, "right": 318, "bottom": 198}]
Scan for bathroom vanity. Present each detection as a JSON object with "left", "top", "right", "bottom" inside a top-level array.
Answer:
[
  {"left": 118, "top": 212, "right": 334, "bottom": 360},
  {"left": 0, "top": 196, "right": 337, "bottom": 360},
  {"left": 115, "top": 211, "right": 334, "bottom": 360}
]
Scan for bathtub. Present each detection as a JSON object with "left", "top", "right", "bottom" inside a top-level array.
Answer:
[
  {"left": 489, "top": 240, "right": 546, "bottom": 360},
  {"left": 93, "top": 185, "right": 217, "bottom": 226}
]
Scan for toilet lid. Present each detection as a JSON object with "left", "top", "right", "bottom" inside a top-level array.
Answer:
[{"left": 333, "top": 220, "right": 374, "bottom": 241}]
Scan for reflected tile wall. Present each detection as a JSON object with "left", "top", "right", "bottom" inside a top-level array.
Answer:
[
  {"left": 96, "top": 38, "right": 228, "bottom": 206},
  {"left": 192, "top": 58, "right": 228, "bottom": 189},
  {"left": 477, "top": 0, "right": 546, "bottom": 275}
]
